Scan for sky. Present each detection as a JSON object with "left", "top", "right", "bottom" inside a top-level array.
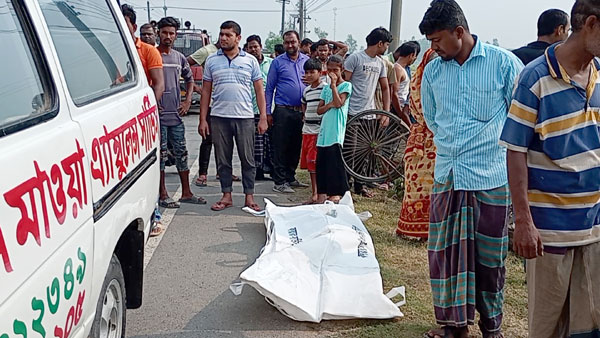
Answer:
[{"left": 126, "top": 0, "right": 574, "bottom": 50}]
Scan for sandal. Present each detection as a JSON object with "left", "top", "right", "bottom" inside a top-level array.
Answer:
[
  {"left": 194, "top": 174, "right": 207, "bottom": 187},
  {"left": 357, "top": 187, "right": 375, "bottom": 198},
  {"left": 159, "top": 197, "right": 180, "bottom": 209},
  {"left": 244, "top": 203, "right": 262, "bottom": 212},
  {"left": 149, "top": 222, "right": 163, "bottom": 237},
  {"left": 211, "top": 201, "right": 233, "bottom": 211},
  {"left": 424, "top": 327, "right": 453, "bottom": 338},
  {"left": 179, "top": 195, "right": 207, "bottom": 205}
]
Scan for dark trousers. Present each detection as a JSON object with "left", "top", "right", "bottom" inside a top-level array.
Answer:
[
  {"left": 198, "top": 114, "right": 213, "bottom": 175},
  {"left": 271, "top": 106, "right": 303, "bottom": 185},
  {"left": 211, "top": 116, "right": 256, "bottom": 194}
]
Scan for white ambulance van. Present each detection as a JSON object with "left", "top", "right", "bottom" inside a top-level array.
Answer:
[{"left": 0, "top": 0, "right": 159, "bottom": 337}]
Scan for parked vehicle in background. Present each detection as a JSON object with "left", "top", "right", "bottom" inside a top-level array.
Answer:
[
  {"left": 172, "top": 21, "right": 208, "bottom": 114},
  {"left": 0, "top": 0, "right": 159, "bottom": 337}
]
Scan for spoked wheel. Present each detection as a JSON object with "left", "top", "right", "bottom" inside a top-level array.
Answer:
[{"left": 342, "top": 110, "right": 410, "bottom": 183}]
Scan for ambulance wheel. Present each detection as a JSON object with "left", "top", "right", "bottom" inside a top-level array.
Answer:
[{"left": 90, "top": 254, "right": 126, "bottom": 338}]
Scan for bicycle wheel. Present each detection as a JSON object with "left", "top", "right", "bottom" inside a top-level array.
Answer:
[{"left": 342, "top": 110, "right": 410, "bottom": 183}]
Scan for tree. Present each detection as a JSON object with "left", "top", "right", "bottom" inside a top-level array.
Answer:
[
  {"left": 314, "top": 27, "right": 328, "bottom": 40},
  {"left": 492, "top": 38, "right": 500, "bottom": 47},
  {"left": 345, "top": 34, "right": 358, "bottom": 54},
  {"left": 265, "top": 31, "right": 283, "bottom": 53}
]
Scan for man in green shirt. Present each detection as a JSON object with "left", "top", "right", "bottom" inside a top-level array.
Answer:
[{"left": 247, "top": 34, "right": 274, "bottom": 180}]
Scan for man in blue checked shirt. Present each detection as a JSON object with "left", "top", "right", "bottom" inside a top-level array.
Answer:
[{"left": 419, "top": 1, "right": 523, "bottom": 338}]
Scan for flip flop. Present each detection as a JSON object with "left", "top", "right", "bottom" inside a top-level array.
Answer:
[
  {"left": 179, "top": 195, "right": 207, "bottom": 205},
  {"left": 149, "top": 222, "right": 163, "bottom": 237},
  {"left": 211, "top": 201, "right": 233, "bottom": 211},
  {"left": 159, "top": 197, "right": 180, "bottom": 208},
  {"left": 194, "top": 175, "right": 207, "bottom": 187},
  {"left": 244, "top": 203, "right": 262, "bottom": 212}
]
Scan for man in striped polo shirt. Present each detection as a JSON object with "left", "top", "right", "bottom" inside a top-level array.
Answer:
[
  {"left": 419, "top": 1, "right": 523, "bottom": 337},
  {"left": 199, "top": 21, "right": 268, "bottom": 212},
  {"left": 500, "top": 1, "right": 600, "bottom": 336}
]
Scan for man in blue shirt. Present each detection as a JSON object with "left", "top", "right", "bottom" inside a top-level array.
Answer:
[
  {"left": 199, "top": 21, "right": 268, "bottom": 212},
  {"left": 512, "top": 9, "right": 570, "bottom": 65},
  {"left": 419, "top": 1, "right": 523, "bottom": 338},
  {"left": 501, "top": 1, "right": 600, "bottom": 336},
  {"left": 265, "top": 30, "right": 310, "bottom": 194}
]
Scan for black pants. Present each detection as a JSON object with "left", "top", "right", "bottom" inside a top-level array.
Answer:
[
  {"left": 198, "top": 114, "right": 213, "bottom": 175},
  {"left": 271, "top": 106, "right": 303, "bottom": 185}
]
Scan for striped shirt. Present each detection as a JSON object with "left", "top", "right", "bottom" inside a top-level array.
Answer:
[
  {"left": 159, "top": 49, "right": 193, "bottom": 126},
  {"left": 301, "top": 82, "right": 326, "bottom": 134},
  {"left": 500, "top": 45, "right": 600, "bottom": 247},
  {"left": 203, "top": 49, "right": 262, "bottom": 119},
  {"left": 422, "top": 37, "right": 523, "bottom": 190}
]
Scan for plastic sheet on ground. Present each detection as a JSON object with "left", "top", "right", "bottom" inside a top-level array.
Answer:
[{"left": 230, "top": 192, "right": 405, "bottom": 323}]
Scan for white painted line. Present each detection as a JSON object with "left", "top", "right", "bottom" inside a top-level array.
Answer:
[{"left": 143, "top": 158, "right": 200, "bottom": 270}]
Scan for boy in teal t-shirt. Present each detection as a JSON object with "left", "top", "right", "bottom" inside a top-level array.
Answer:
[{"left": 315, "top": 55, "right": 353, "bottom": 203}]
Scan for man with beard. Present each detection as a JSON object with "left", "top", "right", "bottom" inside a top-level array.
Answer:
[
  {"left": 343, "top": 27, "right": 392, "bottom": 198},
  {"left": 419, "top": 1, "right": 523, "bottom": 337},
  {"left": 266, "top": 30, "right": 310, "bottom": 193},
  {"left": 199, "top": 21, "right": 268, "bottom": 212},
  {"left": 156, "top": 17, "right": 206, "bottom": 208},
  {"left": 313, "top": 39, "right": 349, "bottom": 78},
  {"left": 140, "top": 23, "right": 157, "bottom": 46},
  {"left": 246, "top": 34, "right": 274, "bottom": 180},
  {"left": 501, "top": 1, "right": 600, "bottom": 336}
]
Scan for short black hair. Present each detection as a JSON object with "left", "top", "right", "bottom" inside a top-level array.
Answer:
[
  {"left": 301, "top": 38, "right": 313, "bottom": 46},
  {"left": 220, "top": 20, "right": 241, "bottom": 36},
  {"left": 121, "top": 4, "right": 136, "bottom": 25},
  {"left": 327, "top": 54, "right": 344, "bottom": 66},
  {"left": 310, "top": 43, "right": 318, "bottom": 53},
  {"left": 538, "top": 9, "right": 569, "bottom": 36},
  {"left": 314, "top": 39, "right": 329, "bottom": 49},
  {"left": 140, "top": 23, "right": 154, "bottom": 31},
  {"left": 283, "top": 30, "right": 300, "bottom": 41},
  {"left": 571, "top": 0, "right": 600, "bottom": 32},
  {"left": 157, "top": 17, "right": 179, "bottom": 30},
  {"left": 304, "top": 58, "right": 322, "bottom": 72},
  {"left": 274, "top": 44, "right": 285, "bottom": 55},
  {"left": 246, "top": 34, "right": 262, "bottom": 46},
  {"left": 397, "top": 41, "right": 421, "bottom": 57},
  {"left": 419, "top": 0, "right": 470, "bottom": 36},
  {"left": 366, "top": 27, "right": 393, "bottom": 46}
]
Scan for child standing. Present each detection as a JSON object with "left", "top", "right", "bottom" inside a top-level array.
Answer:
[
  {"left": 316, "top": 55, "right": 353, "bottom": 203},
  {"left": 300, "top": 58, "right": 327, "bottom": 204}
]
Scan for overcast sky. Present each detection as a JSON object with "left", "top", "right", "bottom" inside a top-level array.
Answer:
[{"left": 127, "top": 0, "right": 573, "bottom": 50}]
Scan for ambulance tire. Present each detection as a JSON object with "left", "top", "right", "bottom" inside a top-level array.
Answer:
[{"left": 89, "top": 254, "right": 126, "bottom": 338}]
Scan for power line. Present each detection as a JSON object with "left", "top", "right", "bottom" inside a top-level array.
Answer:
[
  {"left": 137, "top": 5, "right": 280, "bottom": 13},
  {"left": 312, "top": 0, "right": 389, "bottom": 14}
]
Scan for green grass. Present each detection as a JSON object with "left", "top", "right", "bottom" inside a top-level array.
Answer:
[{"left": 291, "top": 171, "right": 529, "bottom": 338}]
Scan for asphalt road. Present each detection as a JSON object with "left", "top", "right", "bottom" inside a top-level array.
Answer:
[{"left": 126, "top": 115, "right": 329, "bottom": 338}]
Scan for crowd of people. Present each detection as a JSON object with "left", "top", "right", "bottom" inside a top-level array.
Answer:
[{"left": 121, "top": 0, "right": 600, "bottom": 336}]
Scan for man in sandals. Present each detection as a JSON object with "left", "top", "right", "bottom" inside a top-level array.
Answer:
[
  {"left": 199, "top": 21, "right": 268, "bottom": 212},
  {"left": 419, "top": 1, "right": 523, "bottom": 337},
  {"left": 157, "top": 17, "right": 206, "bottom": 208}
]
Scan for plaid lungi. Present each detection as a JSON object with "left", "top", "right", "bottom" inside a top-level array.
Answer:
[{"left": 428, "top": 172, "right": 510, "bottom": 334}]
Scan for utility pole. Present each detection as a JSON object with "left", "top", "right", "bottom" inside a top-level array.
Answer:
[
  {"left": 146, "top": 0, "right": 151, "bottom": 23},
  {"left": 162, "top": 0, "right": 167, "bottom": 17},
  {"left": 389, "top": 0, "right": 402, "bottom": 52},
  {"left": 277, "top": 0, "right": 290, "bottom": 35},
  {"left": 299, "top": 0, "right": 305, "bottom": 40},
  {"left": 333, "top": 7, "right": 337, "bottom": 40}
]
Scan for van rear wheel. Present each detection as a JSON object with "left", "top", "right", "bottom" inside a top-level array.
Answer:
[{"left": 90, "top": 254, "right": 126, "bottom": 338}]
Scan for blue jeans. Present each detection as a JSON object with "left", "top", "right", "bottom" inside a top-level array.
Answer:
[{"left": 160, "top": 123, "right": 189, "bottom": 172}]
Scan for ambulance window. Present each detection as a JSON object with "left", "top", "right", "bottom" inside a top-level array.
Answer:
[
  {"left": 39, "top": 0, "right": 137, "bottom": 106},
  {"left": 0, "top": 0, "right": 57, "bottom": 137}
]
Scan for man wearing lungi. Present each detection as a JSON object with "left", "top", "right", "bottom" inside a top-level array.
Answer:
[{"left": 419, "top": 1, "right": 523, "bottom": 337}]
